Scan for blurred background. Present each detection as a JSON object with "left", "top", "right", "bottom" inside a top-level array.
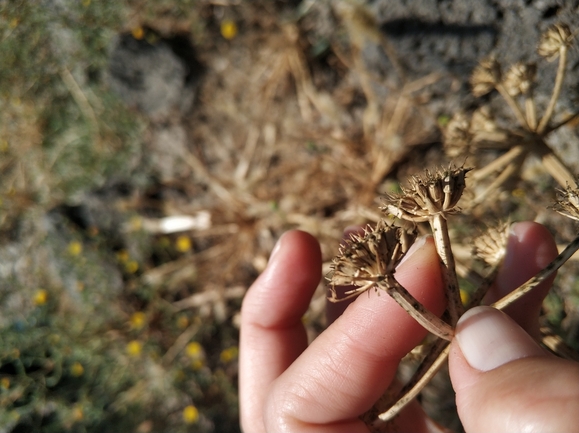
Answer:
[{"left": 2, "top": 1, "right": 579, "bottom": 431}]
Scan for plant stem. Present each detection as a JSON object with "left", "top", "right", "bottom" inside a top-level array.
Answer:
[
  {"left": 496, "top": 83, "right": 530, "bottom": 130},
  {"left": 384, "top": 282, "right": 455, "bottom": 341},
  {"left": 537, "top": 46, "right": 568, "bottom": 135},
  {"left": 378, "top": 339, "right": 451, "bottom": 421},
  {"left": 430, "top": 215, "right": 463, "bottom": 325},
  {"left": 525, "top": 96, "right": 537, "bottom": 131},
  {"left": 493, "top": 231, "right": 579, "bottom": 310}
]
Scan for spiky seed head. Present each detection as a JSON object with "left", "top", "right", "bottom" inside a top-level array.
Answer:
[
  {"left": 443, "top": 112, "right": 472, "bottom": 158},
  {"left": 473, "top": 221, "right": 510, "bottom": 267},
  {"left": 327, "top": 221, "right": 417, "bottom": 300},
  {"left": 502, "top": 62, "right": 536, "bottom": 96},
  {"left": 551, "top": 183, "right": 579, "bottom": 221},
  {"left": 538, "top": 23, "right": 574, "bottom": 60},
  {"left": 382, "top": 165, "right": 471, "bottom": 222},
  {"left": 470, "top": 56, "right": 502, "bottom": 97}
]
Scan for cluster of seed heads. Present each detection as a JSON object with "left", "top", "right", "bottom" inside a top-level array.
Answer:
[{"left": 326, "top": 23, "right": 579, "bottom": 430}]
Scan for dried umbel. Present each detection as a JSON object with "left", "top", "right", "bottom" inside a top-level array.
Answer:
[
  {"left": 328, "top": 221, "right": 417, "bottom": 300},
  {"left": 382, "top": 166, "right": 471, "bottom": 222},
  {"left": 470, "top": 56, "right": 502, "bottom": 97},
  {"left": 502, "top": 62, "right": 536, "bottom": 96},
  {"left": 538, "top": 23, "right": 574, "bottom": 60},
  {"left": 443, "top": 112, "right": 472, "bottom": 157},
  {"left": 473, "top": 222, "right": 510, "bottom": 267},
  {"left": 552, "top": 184, "right": 579, "bottom": 221}
]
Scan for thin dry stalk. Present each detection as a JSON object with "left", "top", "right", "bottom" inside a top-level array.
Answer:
[{"left": 537, "top": 45, "right": 568, "bottom": 134}]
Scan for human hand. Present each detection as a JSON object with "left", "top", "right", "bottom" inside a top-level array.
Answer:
[{"left": 239, "top": 222, "right": 579, "bottom": 432}]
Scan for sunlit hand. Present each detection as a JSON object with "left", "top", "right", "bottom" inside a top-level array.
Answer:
[{"left": 239, "top": 222, "right": 579, "bottom": 432}]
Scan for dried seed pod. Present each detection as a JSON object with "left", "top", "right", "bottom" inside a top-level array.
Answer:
[
  {"left": 473, "top": 221, "right": 510, "bottom": 267},
  {"left": 470, "top": 56, "right": 502, "bottom": 97},
  {"left": 327, "top": 221, "right": 417, "bottom": 300},
  {"left": 382, "top": 166, "right": 471, "bottom": 222},
  {"left": 538, "top": 23, "right": 574, "bottom": 60},
  {"left": 443, "top": 112, "right": 472, "bottom": 158},
  {"left": 551, "top": 184, "right": 579, "bottom": 221},
  {"left": 502, "top": 62, "right": 536, "bottom": 96}
]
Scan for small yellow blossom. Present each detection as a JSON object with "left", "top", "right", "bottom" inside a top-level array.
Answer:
[
  {"left": 220, "top": 346, "right": 239, "bottom": 363},
  {"left": 191, "top": 359, "right": 204, "bottom": 371},
  {"left": 125, "top": 260, "right": 139, "bottom": 274},
  {"left": 116, "top": 249, "right": 129, "bottom": 263},
  {"left": 68, "top": 241, "right": 82, "bottom": 256},
  {"left": 70, "top": 362, "right": 84, "bottom": 377},
  {"left": 220, "top": 20, "right": 238, "bottom": 40},
  {"left": 182, "top": 405, "right": 199, "bottom": 424},
  {"left": 130, "top": 312, "right": 146, "bottom": 330},
  {"left": 0, "top": 139, "right": 8, "bottom": 152},
  {"left": 82, "top": 0, "right": 91, "bottom": 6},
  {"left": 175, "top": 235, "right": 192, "bottom": 253},
  {"left": 185, "top": 342, "right": 202, "bottom": 358},
  {"left": 9, "top": 18, "right": 19, "bottom": 29},
  {"left": 1, "top": 377, "right": 10, "bottom": 389},
  {"left": 126, "top": 340, "right": 142, "bottom": 357},
  {"left": 34, "top": 289, "right": 48, "bottom": 306},
  {"left": 512, "top": 188, "right": 525, "bottom": 198},
  {"left": 460, "top": 289, "right": 470, "bottom": 306},
  {"left": 132, "top": 27, "right": 144, "bottom": 40},
  {"left": 176, "top": 315, "right": 189, "bottom": 329}
]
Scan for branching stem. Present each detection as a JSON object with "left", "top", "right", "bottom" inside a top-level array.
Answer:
[{"left": 538, "top": 46, "right": 568, "bottom": 134}]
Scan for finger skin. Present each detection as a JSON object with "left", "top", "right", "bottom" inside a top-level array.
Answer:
[
  {"left": 450, "top": 310, "right": 579, "bottom": 433},
  {"left": 240, "top": 231, "right": 322, "bottom": 433},
  {"left": 264, "top": 236, "right": 446, "bottom": 432}
]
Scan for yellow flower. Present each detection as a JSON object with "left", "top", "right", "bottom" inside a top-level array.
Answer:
[
  {"left": 131, "top": 27, "right": 145, "bottom": 40},
  {"left": 460, "top": 289, "right": 470, "bottom": 306},
  {"left": 185, "top": 342, "right": 203, "bottom": 358},
  {"left": 116, "top": 249, "right": 129, "bottom": 263},
  {"left": 126, "top": 340, "right": 142, "bottom": 357},
  {"left": 70, "top": 362, "right": 84, "bottom": 377},
  {"left": 220, "top": 20, "right": 238, "bottom": 40},
  {"left": 9, "top": 18, "right": 19, "bottom": 29},
  {"left": 82, "top": 0, "right": 91, "bottom": 6},
  {"left": 1, "top": 377, "right": 10, "bottom": 389},
  {"left": 175, "top": 235, "right": 192, "bottom": 253},
  {"left": 125, "top": 260, "right": 139, "bottom": 274},
  {"left": 220, "top": 346, "right": 238, "bottom": 363},
  {"left": 68, "top": 241, "right": 82, "bottom": 256},
  {"left": 130, "top": 312, "right": 146, "bottom": 330},
  {"left": 34, "top": 289, "right": 48, "bottom": 306},
  {"left": 72, "top": 405, "right": 83, "bottom": 421},
  {"left": 182, "top": 405, "right": 199, "bottom": 424}
]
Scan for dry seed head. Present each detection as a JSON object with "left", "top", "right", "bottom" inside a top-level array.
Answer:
[
  {"left": 327, "top": 221, "right": 417, "bottom": 299},
  {"left": 502, "top": 62, "right": 536, "bottom": 96},
  {"left": 470, "top": 56, "right": 502, "bottom": 97},
  {"left": 538, "top": 23, "right": 574, "bottom": 60},
  {"left": 443, "top": 112, "right": 472, "bottom": 158},
  {"left": 382, "top": 166, "right": 471, "bottom": 222},
  {"left": 552, "top": 183, "right": 579, "bottom": 221},
  {"left": 473, "top": 221, "right": 510, "bottom": 267},
  {"left": 470, "top": 106, "right": 498, "bottom": 133}
]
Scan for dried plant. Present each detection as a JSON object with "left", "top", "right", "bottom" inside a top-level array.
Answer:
[{"left": 445, "top": 23, "right": 578, "bottom": 211}]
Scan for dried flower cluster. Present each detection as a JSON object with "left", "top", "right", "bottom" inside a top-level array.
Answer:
[{"left": 538, "top": 23, "right": 574, "bottom": 60}]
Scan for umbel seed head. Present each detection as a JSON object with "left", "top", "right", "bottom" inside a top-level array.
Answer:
[
  {"left": 382, "top": 166, "right": 471, "bottom": 223},
  {"left": 327, "top": 221, "right": 417, "bottom": 301},
  {"left": 470, "top": 56, "right": 502, "bottom": 97},
  {"left": 473, "top": 221, "right": 510, "bottom": 267},
  {"left": 538, "top": 23, "right": 574, "bottom": 60},
  {"left": 503, "top": 62, "right": 536, "bottom": 96},
  {"left": 552, "top": 183, "right": 579, "bottom": 221}
]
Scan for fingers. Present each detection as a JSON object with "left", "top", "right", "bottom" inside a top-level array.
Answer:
[
  {"left": 449, "top": 306, "right": 579, "bottom": 433},
  {"left": 485, "top": 221, "right": 558, "bottom": 336},
  {"left": 239, "top": 230, "right": 322, "bottom": 433},
  {"left": 264, "top": 236, "right": 446, "bottom": 432}
]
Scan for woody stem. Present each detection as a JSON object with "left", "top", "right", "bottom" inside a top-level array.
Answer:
[{"left": 430, "top": 215, "right": 463, "bottom": 325}]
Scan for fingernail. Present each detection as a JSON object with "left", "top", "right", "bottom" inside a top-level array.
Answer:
[
  {"left": 455, "top": 306, "right": 544, "bottom": 372},
  {"left": 270, "top": 232, "right": 287, "bottom": 262},
  {"left": 398, "top": 235, "right": 429, "bottom": 267}
]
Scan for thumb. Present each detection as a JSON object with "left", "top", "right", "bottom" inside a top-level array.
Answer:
[{"left": 449, "top": 306, "right": 579, "bottom": 433}]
